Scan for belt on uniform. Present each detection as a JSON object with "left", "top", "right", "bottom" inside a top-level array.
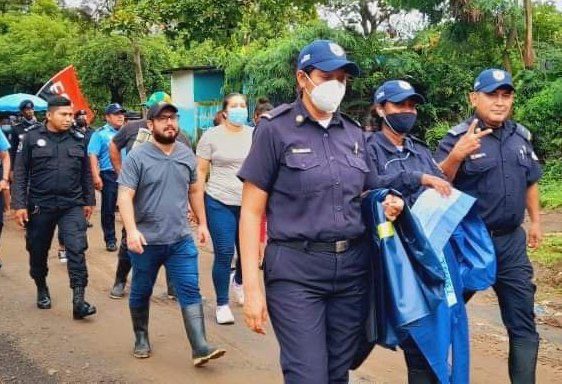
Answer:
[
  {"left": 271, "top": 237, "right": 362, "bottom": 254},
  {"left": 488, "top": 226, "right": 518, "bottom": 237}
]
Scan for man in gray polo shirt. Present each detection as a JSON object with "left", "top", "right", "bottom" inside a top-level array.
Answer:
[{"left": 117, "top": 102, "right": 225, "bottom": 366}]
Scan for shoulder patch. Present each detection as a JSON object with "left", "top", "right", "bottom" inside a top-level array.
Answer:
[
  {"left": 340, "top": 112, "right": 362, "bottom": 128},
  {"left": 515, "top": 123, "right": 532, "bottom": 142},
  {"left": 24, "top": 123, "right": 40, "bottom": 132},
  {"left": 448, "top": 121, "right": 470, "bottom": 137},
  {"left": 261, "top": 104, "right": 292, "bottom": 120}
]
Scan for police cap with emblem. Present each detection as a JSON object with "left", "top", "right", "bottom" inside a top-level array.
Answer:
[
  {"left": 474, "top": 68, "right": 514, "bottom": 93},
  {"left": 374, "top": 80, "right": 425, "bottom": 104},
  {"left": 19, "top": 99, "right": 34, "bottom": 111},
  {"left": 297, "top": 39, "right": 360, "bottom": 76},
  {"left": 47, "top": 96, "right": 72, "bottom": 108},
  {"left": 105, "top": 103, "right": 126, "bottom": 115}
]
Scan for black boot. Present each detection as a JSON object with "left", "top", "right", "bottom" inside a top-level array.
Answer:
[
  {"left": 72, "top": 287, "right": 96, "bottom": 320},
  {"left": 408, "top": 369, "right": 439, "bottom": 384},
  {"left": 35, "top": 279, "right": 51, "bottom": 309},
  {"left": 509, "top": 338, "right": 539, "bottom": 384},
  {"left": 130, "top": 306, "right": 151, "bottom": 358},
  {"left": 181, "top": 304, "right": 225, "bottom": 367},
  {"left": 110, "top": 258, "right": 131, "bottom": 299}
]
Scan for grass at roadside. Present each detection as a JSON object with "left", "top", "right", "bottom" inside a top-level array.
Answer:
[
  {"left": 540, "top": 182, "right": 562, "bottom": 210},
  {"left": 529, "top": 233, "right": 562, "bottom": 266}
]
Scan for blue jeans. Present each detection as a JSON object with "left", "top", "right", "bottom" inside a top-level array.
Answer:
[
  {"left": 100, "top": 170, "right": 118, "bottom": 244},
  {"left": 129, "top": 236, "right": 201, "bottom": 308},
  {"left": 205, "top": 194, "right": 242, "bottom": 306}
]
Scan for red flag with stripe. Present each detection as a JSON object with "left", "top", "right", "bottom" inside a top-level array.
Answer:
[{"left": 36, "top": 65, "right": 94, "bottom": 123}]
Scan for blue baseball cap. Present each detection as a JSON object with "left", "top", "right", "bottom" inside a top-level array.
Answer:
[
  {"left": 105, "top": 103, "right": 126, "bottom": 115},
  {"left": 297, "top": 40, "right": 360, "bottom": 76},
  {"left": 373, "top": 80, "right": 425, "bottom": 104},
  {"left": 474, "top": 69, "right": 514, "bottom": 93}
]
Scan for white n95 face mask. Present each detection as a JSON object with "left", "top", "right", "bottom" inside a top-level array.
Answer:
[{"left": 305, "top": 74, "right": 346, "bottom": 113}]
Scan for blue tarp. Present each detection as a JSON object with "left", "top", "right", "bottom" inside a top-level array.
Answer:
[
  {"left": 0, "top": 93, "right": 47, "bottom": 113},
  {"left": 358, "top": 188, "right": 496, "bottom": 383}
]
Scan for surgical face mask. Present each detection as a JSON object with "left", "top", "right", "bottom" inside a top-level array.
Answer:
[
  {"left": 383, "top": 112, "right": 417, "bottom": 134},
  {"left": 305, "top": 73, "right": 346, "bottom": 113},
  {"left": 227, "top": 107, "right": 248, "bottom": 126}
]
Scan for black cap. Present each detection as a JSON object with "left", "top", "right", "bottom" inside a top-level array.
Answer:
[
  {"left": 19, "top": 99, "right": 34, "bottom": 111},
  {"left": 147, "top": 102, "right": 178, "bottom": 120},
  {"left": 47, "top": 96, "right": 72, "bottom": 108},
  {"left": 74, "top": 109, "right": 87, "bottom": 118}
]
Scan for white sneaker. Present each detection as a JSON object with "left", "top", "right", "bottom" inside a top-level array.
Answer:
[
  {"left": 231, "top": 279, "right": 244, "bottom": 306},
  {"left": 216, "top": 305, "right": 235, "bottom": 325}
]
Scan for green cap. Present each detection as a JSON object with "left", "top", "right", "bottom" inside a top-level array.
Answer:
[{"left": 143, "top": 91, "right": 172, "bottom": 108}]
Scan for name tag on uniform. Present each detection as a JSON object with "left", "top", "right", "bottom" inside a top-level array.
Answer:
[
  {"left": 469, "top": 153, "right": 486, "bottom": 160},
  {"left": 291, "top": 148, "right": 312, "bottom": 154}
]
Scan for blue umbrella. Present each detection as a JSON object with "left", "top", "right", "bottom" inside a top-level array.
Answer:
[{"left": 0, "top": 93, "right": 48, "bottom": 113}]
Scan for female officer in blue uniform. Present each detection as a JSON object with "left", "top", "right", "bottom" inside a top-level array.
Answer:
[
  {"left": 366, "top": 80, "right": 452, "bottom": 383},
  {"left": 238, "top": 40, "right": 403, "bottom": 384}
]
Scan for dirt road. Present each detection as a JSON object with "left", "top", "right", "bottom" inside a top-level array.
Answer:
[{"left": 1, "top": 212, "right": 561, "bottom": 383}]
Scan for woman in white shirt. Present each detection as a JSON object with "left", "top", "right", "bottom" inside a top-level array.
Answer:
[{"left": 195, "top": 93, "right": 253, "bottom": 324}]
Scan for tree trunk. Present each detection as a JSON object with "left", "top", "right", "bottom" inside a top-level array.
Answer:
[
  {"left": 109, "top": 85, "right": 124, "bottom": 105},
  {"left": 523, "top": 0, "right": 534, "bottom": 69},
  {"left": 131, "top": 39, "right": 147, "bottom": 105}
]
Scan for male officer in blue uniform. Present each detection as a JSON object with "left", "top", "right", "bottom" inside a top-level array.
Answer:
[
  {"left": 12, "top": 96, "right": 97, "bottom": 320},
  {"left": 435, "top": 69, "right": 542, "bottom": 384},
  {"left": 238, "top": 40, "right": 403, "bottom": 384},
  {"left": 88, "top": 103, "right": 126, "bottom": 251}
]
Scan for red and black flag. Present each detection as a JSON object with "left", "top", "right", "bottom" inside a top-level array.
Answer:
[{"left": 36, "top": 65, "right": 94, "bottom": 123}]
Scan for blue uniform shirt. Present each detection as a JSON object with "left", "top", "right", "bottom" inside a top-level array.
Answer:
[
  {"left": 366, "top": 131, "right": 443, "bottom": 207},
  {"left": 238, "top": 98, "right": 376, "bottom": 242},
  {"left": 88, "top": 124, "right": 119, "bottom": 171},
  {"left": 0, "top": 129, "right": 10, "bottom": 152},
  {"left": 435, "top": 118, "right": 542, "bottom": 231}
]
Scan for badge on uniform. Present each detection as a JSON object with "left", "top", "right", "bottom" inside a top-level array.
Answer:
[
  {"left": 291, "top": 148, "right": 312, "bottom": 154},
  {"left": 37, "top": 139, "right": 47, "bottom": 147},
  {"left": 469, "top": 153, "right": 486, "bottom": 160}
]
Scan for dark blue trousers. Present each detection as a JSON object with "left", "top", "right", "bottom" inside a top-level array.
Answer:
[
  {"left": 26, "top": 206, "right": 89, "bottom": 288},
  {"left": 128, "top": 237, "right": 201, "bottom": 308},
  {"left": 264, "top": 240, "right": 370, "bottom": 384},
  {"left": 205, "top": 194, "right": 242, "bottom": 306},
  {"left": 492, "top": 226, "right": 538, "bottom": 343},
  {"left": 100, "top": 170, "right": 118, "bottom": 245}
]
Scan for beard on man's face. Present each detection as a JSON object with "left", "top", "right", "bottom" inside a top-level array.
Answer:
[{"left": 152, "top": 129, "right": 178, "bottom": 144}]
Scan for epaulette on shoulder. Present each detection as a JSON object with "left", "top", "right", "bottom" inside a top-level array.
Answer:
[
  {"left": 261, "top": 104, "right": 292, "bottom": 121},
  {"left": 409, "top": 135, "right": 429, "bottom": 147},
  {"left": 515, "top": 123, "right": 532, "bottom": 142},
  {"left": 70, "top": 128, "right": 85, "bottom": 140},
  {"left": 23, "top": 123, "right": 40, "bottom": 132},
  {"left": 340, "top": 112, "right": 362, "bottom": 129},
  {"left": 447, "top": 121, "right": 470, "bottom": 137}
]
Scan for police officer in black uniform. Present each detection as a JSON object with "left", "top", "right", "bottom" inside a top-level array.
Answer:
[
  {"left": 435, "top": 69, "right": 542, "bottom": 383},
  {"left": 238, "top": 40, "right": 403, "bottom": 384},
  {"left": 12, "top": 96, "right": 97, "bottom": 320},
  {"left": 9, "top": 99, "right": 37, "bottom": 178}
]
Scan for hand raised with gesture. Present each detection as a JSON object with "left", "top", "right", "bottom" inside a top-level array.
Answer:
[{"left": 451, "top": 119, "right": 493, "bottom": 161}]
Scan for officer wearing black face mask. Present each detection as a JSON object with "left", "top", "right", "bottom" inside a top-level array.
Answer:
[
  {"left": 366, "top": 80, "right": 452, "bottom": 208},
  {"left": 366, "top": 81, "right": 453, "bottom": 383}
]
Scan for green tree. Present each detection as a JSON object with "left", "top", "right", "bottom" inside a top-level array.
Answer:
[
  {"left": 0, "top": 3, "right": 79, "bottom": 92},
  {"left": 73, "top": 34, "right": 173, "bottom": 109}
]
